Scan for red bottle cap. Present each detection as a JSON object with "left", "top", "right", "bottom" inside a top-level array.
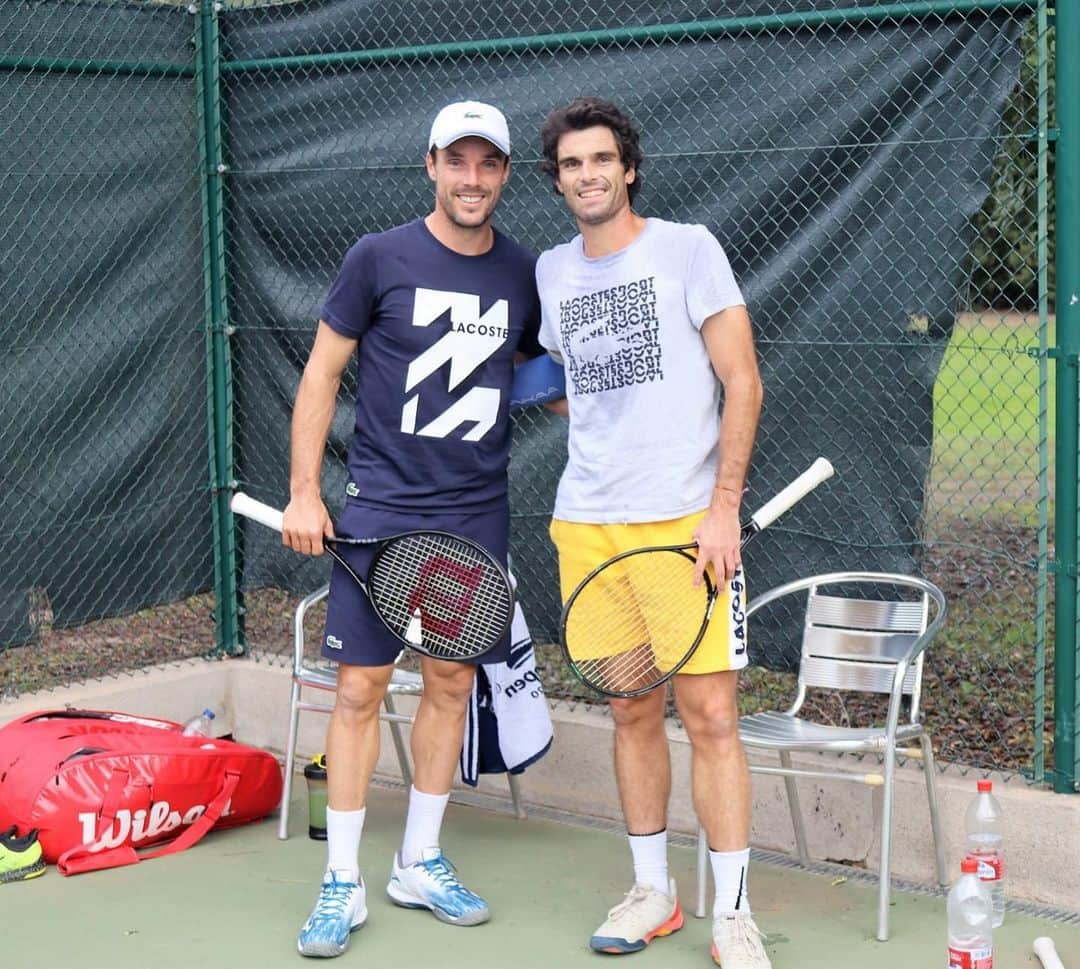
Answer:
[
  {"left": 961, "top": 857, "right": 979, "bottom": 874},
  {"left": 977, "top": 779, "right": 992, "bottom": 793}
]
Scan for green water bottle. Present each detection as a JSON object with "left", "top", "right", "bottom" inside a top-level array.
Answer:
[{"left": 303, "top": 753, "right": 328, "bottom": 840}]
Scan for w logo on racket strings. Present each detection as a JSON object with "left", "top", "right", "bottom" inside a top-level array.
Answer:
[
  {"left": 401, "top": 287, "right": 509, "bottom": 441},
  {"left": 729, "top": 569, "right": 747, "bottom": 657},
  {"left": 408, "top": 555, "right": 485, "bottom": 640}
]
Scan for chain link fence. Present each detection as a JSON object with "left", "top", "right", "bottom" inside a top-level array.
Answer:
[{"left": 1, "top": 0, "right": 1068, "bottom": 785}]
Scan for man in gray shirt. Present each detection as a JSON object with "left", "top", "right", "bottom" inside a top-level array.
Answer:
[{"left": 536, "top": 96, "right": 770, "bottom": 968}]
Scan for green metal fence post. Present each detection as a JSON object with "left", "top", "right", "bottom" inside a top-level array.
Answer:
[
  {"left": 1054, "top": 0, "right": 1079, "bottom": 793},
  {"left": 195, "top": 0, "right": 243, "bottom": 657}
]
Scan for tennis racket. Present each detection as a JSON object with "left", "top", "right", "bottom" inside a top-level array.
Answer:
[
  {"left": 559, "top": 458, "right": 835, "bottom": 698},
  {"left": 231, "top": 493, "right": 514, "bottom": 662}
]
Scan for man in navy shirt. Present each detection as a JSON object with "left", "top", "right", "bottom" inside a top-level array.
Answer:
[{"left": 284, "top": 101, "right": 542, "bottom": 958}]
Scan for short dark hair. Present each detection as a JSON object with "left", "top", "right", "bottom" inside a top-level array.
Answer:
[{"left": 539, "top": 97, "right": 644, "bottom": 204}]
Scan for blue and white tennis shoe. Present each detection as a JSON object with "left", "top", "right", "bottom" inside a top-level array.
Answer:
[
  {"left": 387, "top": 848, "right": 491, "bottom": 925},
  {"left": 297, "top": 870, "right": 367, "bottom": 958}
]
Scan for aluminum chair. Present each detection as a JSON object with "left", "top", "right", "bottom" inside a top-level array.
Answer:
[
  {"left": 278, "top": 584, "right": 525, "bottom": 840},
  {"left": 694, "top": 572, "right": 947, "bottom": 942}
]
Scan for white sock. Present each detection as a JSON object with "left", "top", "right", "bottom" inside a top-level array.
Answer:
[
  {"left": 325, "top": 806, "right": 366, "bottom": 883},
  {"left": 628, "top": 830, "right": 669, "bottom": 894},
  {"left": 400, "top": 786, "right": 450, "bottom": 867},
  {"left": 710, "top": 847, "right": 751, "bottom": 916}
]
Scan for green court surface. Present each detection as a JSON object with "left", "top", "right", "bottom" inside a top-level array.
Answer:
[{"left": 3, "top": 782, "right": 1075, "bottom": 969}]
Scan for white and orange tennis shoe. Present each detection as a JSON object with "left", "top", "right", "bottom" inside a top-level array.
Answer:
[
  {"left": 589, "top": 878, "right": 684, "bottom": 954},
  {"left": 711, "top": 913, "right": 772, "bottom": 968}
]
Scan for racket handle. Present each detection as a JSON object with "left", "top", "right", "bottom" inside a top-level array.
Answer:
[
  {"left": 231, "top": 492, "right": 284, "bottom": 533},
  {"left": 750, "top": 458, "right": 834, "bottom": 530},
  {"left": 1033, "top": 937, "right": 1065, "bottom": 969}
]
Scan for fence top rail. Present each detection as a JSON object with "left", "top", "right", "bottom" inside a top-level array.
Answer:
[{"left": 220, "top": 0, "right": 1035, "bottom": 74}]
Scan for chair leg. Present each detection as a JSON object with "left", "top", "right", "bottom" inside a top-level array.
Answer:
[
  {"left": 920, "top": 732, "right": 947, "bottom": 887},
  {"left": 779, "top": 751, "right": 810, "bottom": 864},
  {"left": 279, "top": 680, "right": 302, "bottom": 841},
  {"left": 383, "top": 694, "right": 414, "bottom": 788},
  {"left": 507, "top": 772, "right": 527, "bottom": 820},
  {"left": 877, "top": 746, "right": 897, "bottom": 942},
  {"left": 696, "top": 824, "right": 708, "bottom": 919}
]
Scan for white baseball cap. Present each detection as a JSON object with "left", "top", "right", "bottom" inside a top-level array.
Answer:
[{"left": 428, "top": 100, "right": 511, "bottom": 156}]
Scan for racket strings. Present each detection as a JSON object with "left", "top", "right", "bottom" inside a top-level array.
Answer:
[
  {"left": 564, "top": 550, "right": 713, "bottom": 695},
  {"left": 368, "top": 533, "right": 511, "bottom": 660}
]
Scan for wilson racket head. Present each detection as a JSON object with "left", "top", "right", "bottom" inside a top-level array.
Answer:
[
  {"left": 560, "top": 545, "right": 717, "bottom": 698},
  {"left": 366, "top": 531, "right": 514, "bottom": 661}
]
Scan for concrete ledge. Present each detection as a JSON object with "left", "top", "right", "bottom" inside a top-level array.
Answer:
[{"left": 3, "top": 657, "right": 1077, "bottom": 911}]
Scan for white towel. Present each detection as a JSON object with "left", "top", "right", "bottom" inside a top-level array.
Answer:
[{"left": 460, "top": 597, "right": 553, "bottom": 786}]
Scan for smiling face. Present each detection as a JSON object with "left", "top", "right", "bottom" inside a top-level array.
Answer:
[
  {"left": 426, "top": 136, "right": 510, "bottom": 232},
  {"left": 553, "top": 125, "right": 636, "bottom": 227}
]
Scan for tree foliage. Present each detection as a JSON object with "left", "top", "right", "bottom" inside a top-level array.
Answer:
[{"left": 970, "top": 16, "right": 1056, "bottom": 310}]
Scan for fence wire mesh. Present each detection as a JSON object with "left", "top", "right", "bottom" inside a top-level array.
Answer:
[
  {"left": 1, "top": 0, "right": 216, "bottom": 695},
  {"left": 0, "top": 0, "right": 1063, "bottom": 783}
]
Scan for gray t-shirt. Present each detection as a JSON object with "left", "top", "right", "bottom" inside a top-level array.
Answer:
[{"left": 537, "top": 218, "right": 745, "bottom": 523}]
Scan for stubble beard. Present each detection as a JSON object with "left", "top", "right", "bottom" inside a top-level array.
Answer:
[
  {"left": 439, "top": 189, "right": 498, "bottom": 232},
  {"left": 570, "top": 184, "right": 628, "bottom": 227}
]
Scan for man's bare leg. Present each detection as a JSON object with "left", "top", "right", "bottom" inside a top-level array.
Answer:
[
  {"left": 387, "top": 656, "right": 491, "bottom": 926},
  {"left": 674, "top": 670, "right": 771, "bottom": 967}
]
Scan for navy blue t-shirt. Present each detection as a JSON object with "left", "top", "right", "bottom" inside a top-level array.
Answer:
[{"left": 321, "top": 218, "right": 542, "bottom": 513}]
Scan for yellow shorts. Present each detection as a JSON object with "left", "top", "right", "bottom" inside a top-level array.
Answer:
[{"left": 549, "top": 511, "right": 748, "bottom": 675}]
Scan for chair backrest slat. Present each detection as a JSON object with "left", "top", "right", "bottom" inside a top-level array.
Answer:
[
  {"left": 800, "top": 654, "right": 919, "bottom": 695},
  {"left": 798, "top": 587, "right": 929, "bottom": 700},
  {"left": 802, "top": 627, "right": 919, "bottom": 664},
  {"left": 806, "top": 596, "right": 924, "bottom": 632}
]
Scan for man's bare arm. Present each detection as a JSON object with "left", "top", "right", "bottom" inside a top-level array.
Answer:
[
  {"left": 692, "top": 305, "right": 763, "bottom": 582},
  {"left": 284, "top": 321, "right": 358, "bottom": 556}
]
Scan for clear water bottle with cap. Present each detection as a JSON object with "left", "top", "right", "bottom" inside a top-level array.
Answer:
[
  {"left": 965, "top": 779, "right": 1005, "bottom": 927},
  {"left": 947, "top": 857, "right": 993, "bottom": 968},
  {"left": 180, "top": 708, "right": 216, "bottom": 737}
]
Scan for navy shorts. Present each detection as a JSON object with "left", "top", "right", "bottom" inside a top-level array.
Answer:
[{"left": 322, "top": 502, "right": 512, "bottom": 667}]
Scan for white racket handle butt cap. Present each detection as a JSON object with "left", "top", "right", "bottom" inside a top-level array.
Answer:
[
  {"left": 1033, "top": 937, "right": 1064, "bottom": 969},
  {"left": 750, "top": 458, "right": 835, "bottom": 531},
  {"left": 404, "top": 608, "right": 423, "bottom": 646},
  {"left": 230, "top": 492, "right": 284, "bottom": 533}
]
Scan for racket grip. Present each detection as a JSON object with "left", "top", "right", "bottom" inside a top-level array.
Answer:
[
  {"left": 1033, "top": 937, "right": 1064, "bottom": 969},
  {"left": 230, "top": 492, "right": 284, "bottom": 532},
  {"left": 750, "top": 458, "right": 834, "bottom": 530}
]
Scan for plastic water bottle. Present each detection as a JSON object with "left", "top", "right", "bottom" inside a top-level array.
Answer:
[
  {"left": 947, "top": 857, "right": 993, "bottom": 968},
  {"left": 180, "top": 708, "right": 216, "bottom": 737},
  {"left": 965, "top": 779, "right": 1005, "bottom": 927}
]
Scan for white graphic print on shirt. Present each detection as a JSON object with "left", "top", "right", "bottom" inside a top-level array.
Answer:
[
  {"left": 560, "top": 276, "right": 661, "bottom": 395},
  {"left": 402, "top": 287, "right": 509, "bottom": 441}
]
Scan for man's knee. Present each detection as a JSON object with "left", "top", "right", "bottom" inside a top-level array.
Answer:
[
  {"left": 420, "top": 661, "right": 476, "bottom": 710},
  {"left": 335, "top": 665, "right": 392, "bottom": 719},
  {"left": 684, "top": 700, "right": 740, "bottom": 746},
  {"left": 609, "top": 692, "right": 665, "bottom": 730}
]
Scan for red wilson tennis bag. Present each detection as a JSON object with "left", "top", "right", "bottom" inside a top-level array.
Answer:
[{"left": 0, "top": 709, "right": 283, "bottom": 875}]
